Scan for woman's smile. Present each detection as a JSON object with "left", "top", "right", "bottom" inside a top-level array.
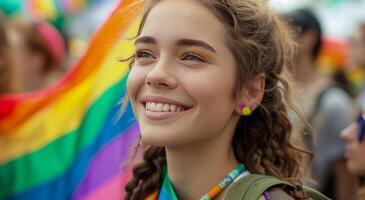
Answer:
[{"left": 140, "top": 95, "right": 193, "bottom": 121}]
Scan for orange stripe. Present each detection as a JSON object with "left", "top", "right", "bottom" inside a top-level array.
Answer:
[
  {"left": 207, "top": 185, "right": 222, "bottom": 198},
  {"left": 145, "top": 192, "right": 159, "bottom": 200}
]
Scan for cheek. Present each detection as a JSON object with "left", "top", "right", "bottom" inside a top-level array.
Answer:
[
  {"left": 358, "top": 143, "right": 365, "bottom": 174},
  {"left": 348, "top": 143, "right": 365, "bottom": 175},
  {"left": 185, "top": 69, "right": 235, "bottom": 102},
  {"left": 127, "top": 67, "right": 146, "bottom": 112},
  {"left": 183, "top": 69, "right": 236, "bottom": 122}
]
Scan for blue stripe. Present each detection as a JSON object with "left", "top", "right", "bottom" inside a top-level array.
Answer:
[{"left": 158, "top": 189, "right": 172, "bottom": 200}]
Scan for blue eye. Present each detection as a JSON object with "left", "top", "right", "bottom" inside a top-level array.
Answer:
[
  {"left": 182, "top": 54, "right": 204, "bottom": 62},
  {"left": 136, "top": 50, "right": 155, "bottom": 59}
]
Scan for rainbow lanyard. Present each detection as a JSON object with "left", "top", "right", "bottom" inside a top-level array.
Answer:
[{"left": 146, "top": 164, "right": 246, "bottom": 200}]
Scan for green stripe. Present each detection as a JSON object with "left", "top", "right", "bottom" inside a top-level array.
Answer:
[
  {"left": 0, "top": 80, "right": 125, "bottom": 199},
  {"left": 162, "top": 166, "right": 179, "bottom": 200}
]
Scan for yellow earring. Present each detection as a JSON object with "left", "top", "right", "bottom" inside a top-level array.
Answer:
[{"left": 239, "top": 104, "right": 252, "bottom": 116}]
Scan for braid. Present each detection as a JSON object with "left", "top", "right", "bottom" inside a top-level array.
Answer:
[{"left": 124, "top": 146, "right": 166, "bottom": 200}]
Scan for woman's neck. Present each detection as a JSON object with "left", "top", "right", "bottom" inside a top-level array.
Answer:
[{"left": 164, "top": 117, "right": 240, "bottom": 200}]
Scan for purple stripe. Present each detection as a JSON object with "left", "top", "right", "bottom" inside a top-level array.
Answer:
[
  {"left": 73, "top": 124, "right": 140, "bottom": 199},
  {"left": 263, "top": 191, "right": 270, "bottom": 200}
]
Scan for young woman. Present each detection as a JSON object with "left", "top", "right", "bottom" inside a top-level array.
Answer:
[
  {"left": 125, "top": 0, "right": 312, "bottom": 199},
  {"left": 341, "top": 113, "right": 365, "bottom": 199}
]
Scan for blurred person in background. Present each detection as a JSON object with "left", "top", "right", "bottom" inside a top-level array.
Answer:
[
  {"left": 348, "top": 22, "right": 365, "bottom": 111},
  {"left": 341, "top": 112, "right": 365, "bottom": 200},
  {"left": 286, "top": 9, "right": 355, "bottom": 200},
  {"left": 342, "top": 22, "right": 365, "bottom": 200},
  {"left": 0, "top": 13, "right": 20, "bottom": 94},
  {"left": 8, "top": 19, "right": 66, "bottom": 92}
]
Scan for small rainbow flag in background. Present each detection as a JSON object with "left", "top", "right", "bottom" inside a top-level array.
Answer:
[
  {"left": 26, "top": 0, "right": 107, "bottom": 20},
  {"left": 0, "top": 0, "right": 142, "bottom": 199},
  {"left": 316, "top": 37, "right": 348, "bottom": 74}
]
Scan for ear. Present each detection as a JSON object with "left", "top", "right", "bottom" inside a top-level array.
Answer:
[{"left": 235, "top": 73, "right": 265, "bottom": 115}]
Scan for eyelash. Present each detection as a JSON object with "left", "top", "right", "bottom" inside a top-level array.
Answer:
[
  {"left": 134, "top": 50, "right": 205, "bottom": 63},
  {"left": 181, "top": 54, "right": 205, "bottom": 62},
  {"left": 135, "top": 50, "right": 155, "bottom": 59}
]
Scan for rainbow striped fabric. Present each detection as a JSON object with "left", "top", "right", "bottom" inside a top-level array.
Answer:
[
  {"left": 0, "top": 0, "right": 143, "bottom": 199},
  {"left": 145, "top": 167, "right": 177, "bottom": 200}
]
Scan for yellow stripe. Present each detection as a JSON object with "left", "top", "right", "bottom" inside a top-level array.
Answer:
[{"left": 0, "top": 19, "right": 140, "bottom": 164}]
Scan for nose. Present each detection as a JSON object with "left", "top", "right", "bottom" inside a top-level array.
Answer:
[
  {"left": 341, "top": 123, "right": 357, "bottom": 143},
  {"left": 145, "top": 59, "right": 177, "bottom": 89}
]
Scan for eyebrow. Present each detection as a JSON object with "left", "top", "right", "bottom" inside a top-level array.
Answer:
[
  {"left": 135, "top": 36, "right": 156, "bottom": 45},
  {"left": 176, "top": 39, "right": 216, "bottom": 53},
  {"left": 135, "top": 36, "right": 217, "bottom": 53}
]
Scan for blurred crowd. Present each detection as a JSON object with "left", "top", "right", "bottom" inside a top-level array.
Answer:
[
  {"left": 284, "top": 9, "right": 365, "bottom": 199},
  {"left": 1, "top": 2, "right": 365, "bottom": 200}
]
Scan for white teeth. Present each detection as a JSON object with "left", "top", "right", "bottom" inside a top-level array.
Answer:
[
  {"left": 145, "top": 102, "right": 154, "bottom": 112},
  {"left": 145, "top": 102, "right": 185, "bottom": 112},
  {"left": 170, "top": 105, "right": 176, "bottom": 112},
  {"left": 150, "top": 102, "right": 156, "bottom": 110},
  {"left": 156, "top": 103, "right": 163, "bottom": 111},
  {"left": 163, "top": 104, "right": 170, "bottom": 112}
]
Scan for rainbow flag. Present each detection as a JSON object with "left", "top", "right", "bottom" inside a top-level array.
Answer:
[{"left": 0, "top": 0, "right": 143, "bottom": 199}]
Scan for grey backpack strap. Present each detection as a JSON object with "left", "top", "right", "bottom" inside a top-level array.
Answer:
[{"left": 225, "top": 174, "right": 295, "bottom": 200}]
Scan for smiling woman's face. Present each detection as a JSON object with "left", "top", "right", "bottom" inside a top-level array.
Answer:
[{"left": 127, "top": 0, "right": 240, "bottom": 146}]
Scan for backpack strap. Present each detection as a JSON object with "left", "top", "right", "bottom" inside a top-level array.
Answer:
[
  {"left": 302, "top": 185, "right": 331, "bottom": 200},
  {"left": 225, "top": 174, "right": 331, "bottom": 200},
  {"left": 225, "top": 174, "right": 295, "bottom": 200}
]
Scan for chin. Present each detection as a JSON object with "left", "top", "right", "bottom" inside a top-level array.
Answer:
[
  {"left": 140, "top": 129, "right": 185, "bottom": 146},
  {"left": 141, "top": 136, "right": 184, "bottom": 147}
]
